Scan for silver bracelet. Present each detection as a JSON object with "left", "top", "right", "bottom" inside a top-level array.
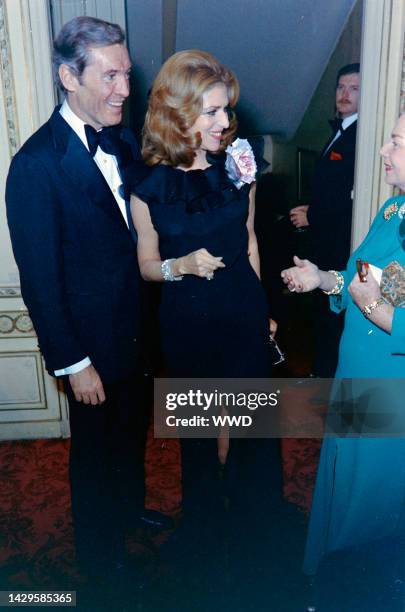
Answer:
[
  {"left": 322, "top": 270, "right": 344, "bottom": 295},
  {"left": 161, "top": 258, "right": 183, "bottom": 281}
]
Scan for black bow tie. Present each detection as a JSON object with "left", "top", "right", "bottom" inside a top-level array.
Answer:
[
  {"left": 84, "top": 124, "right": 122, "bottom": 157},
  {"left": 329, "top": 118, "right": 343, "bottom": 134}
]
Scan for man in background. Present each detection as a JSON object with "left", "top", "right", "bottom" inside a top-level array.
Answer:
[
  {"left": 6, "top": 16, "right": 147, "bottom": 597},
  {"left": 290, "top": 63, "right": 360, "bottom": 376}
]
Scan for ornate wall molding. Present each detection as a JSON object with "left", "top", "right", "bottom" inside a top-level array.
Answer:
[
  {"left": 0, "top": 349, "right": 70, "bottom": 440},
  {"left": 0, "top": 0, "right": 19, "bottom": 157},
  {"left": 0, "top": 1, "right": 69, "bottom": 441},
  {"left": 0, "top": 286, "right": 21, "bottom": 298},
  {"left": 0, "top": 311, "right": 34, "bottom": 337},
  {"left": 1, "top": 0, "right": 56, "bottom": 291},
  {"left": 0, "top": 351, "right": 44, "bottom": 408}
]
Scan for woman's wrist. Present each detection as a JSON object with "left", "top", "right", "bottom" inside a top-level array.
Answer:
[
  {"left": 161, "top": 258, "right": 183, "bottom": 281},
  {"left": 172, "top": 257, "right": 184, "bottom": 276},
  {"left": 319, "top": 270, "right": 341, "bottom": 293}
]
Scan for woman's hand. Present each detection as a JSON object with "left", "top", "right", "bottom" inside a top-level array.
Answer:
[
  {"left": 269, "top": 318, "right": 278, "bottom": 338},
  {"left": 348, "top": 269, "right": 381, "bottom": 310},
  {"left": 349, "top": 269, "right": 394, "bottom": 333},
  {"left": 174, "top": 248, "right": 225, "bottom": 278},
  {"left": 281, "top": 256, "right": 321, "bottom": 293}
]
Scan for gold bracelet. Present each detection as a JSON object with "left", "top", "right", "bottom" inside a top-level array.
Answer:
[
  {"left": 322, "top": 270, "right": 344, "bottom": 295},
  {"left": 362, "top": 298, "right": 385, "bottom": 318}
]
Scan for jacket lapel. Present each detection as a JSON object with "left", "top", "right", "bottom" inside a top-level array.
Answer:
[
  {"left": 49, "top": 109, "right": 129, "bottom": 227},
  {"left": 321, "top": 119, "right": 357, "bottom": 158},
  {"left": 115, "top": 129, "right": 141, "bottom": 189}
]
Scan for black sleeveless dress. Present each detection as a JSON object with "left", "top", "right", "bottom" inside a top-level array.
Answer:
[
  {"left": 131, "top": 153, "right": 270, "bottom": 378},
  {"left": 130, "top": 154, "right": 281, "bottom": 574}
]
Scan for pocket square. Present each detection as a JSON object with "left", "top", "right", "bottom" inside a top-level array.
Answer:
[{"left": 329, "top": 151, "right": 343, "bottom": 160}]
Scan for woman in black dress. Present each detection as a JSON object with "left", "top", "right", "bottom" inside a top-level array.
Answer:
[{"left": 130, "top": 50, "right": 279, "bottom": 563}]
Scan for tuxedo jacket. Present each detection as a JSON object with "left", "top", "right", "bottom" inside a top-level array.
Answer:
[
  {"left": 6, "top": 107, "right": 141, "bottom": 383},
  {"left": 307, "top": 120, "right": 357, "bottom": 270}
]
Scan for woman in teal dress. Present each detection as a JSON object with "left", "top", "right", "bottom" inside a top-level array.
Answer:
[{"left": 281, "top": 114, "right": 405, "bottom": 576}]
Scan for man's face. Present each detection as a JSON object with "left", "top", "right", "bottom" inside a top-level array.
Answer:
[
  {"left": 65, "top": 44, "right": 131, "bottom": 129},
  {"left": 335, "top": 72, "right": 360, "bottom": 119}
]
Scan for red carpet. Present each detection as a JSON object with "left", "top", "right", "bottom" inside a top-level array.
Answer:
[
  {"left": 1, "top": 412, "right": 320, "bottom": 586},
  {"left": 0, "top": 439, "right": 74, "bottom": 586},
  {"left": 282, "top": 438, "right": 321, "bottom": 509},
  {"left": 0, "top": 429, "right": 182, "bottom": 586},
  {"left": 0, "top": 432, "right": 319, "bottom": 584}
]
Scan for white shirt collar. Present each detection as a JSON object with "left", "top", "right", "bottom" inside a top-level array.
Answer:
[
  {"left": 342, "top": 112, "right": 358, "bottom": 131},
  {"left": 59, "top": 99, "right": 90, "bottom": 151}
]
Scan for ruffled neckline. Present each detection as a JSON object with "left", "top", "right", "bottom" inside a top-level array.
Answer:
[
  {"left": 128, "top": 152, "right": 247, "bottom": 214},
  {"left": 167, "top": 150, "right": 226, "bottom": 174}
]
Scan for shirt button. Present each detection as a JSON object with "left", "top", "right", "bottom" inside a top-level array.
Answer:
[
  {"left": 103, "top": 159, "right": 107, "bottom": 164},
  {"left": 113, "top": 188, "right": 116, "bottom": 193}
]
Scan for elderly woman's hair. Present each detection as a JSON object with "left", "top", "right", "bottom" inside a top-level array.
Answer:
[
  {"left": 142, "top": 50, "right": 239, "bottom": 167},
  {"left": 53, "top": 16, "right": 125, "bottom": 92}
]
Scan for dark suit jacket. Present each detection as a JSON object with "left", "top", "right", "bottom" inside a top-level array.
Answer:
[
  {"left": 6, "top": 107, "right": 141, "bottom": 384},
  {"left": 307, "top": 120, "right": 357, "bottom": 270}
]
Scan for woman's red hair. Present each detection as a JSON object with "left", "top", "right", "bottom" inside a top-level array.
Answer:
[{"left": 142, "top": 49, "right": 239, "bottom": 167}]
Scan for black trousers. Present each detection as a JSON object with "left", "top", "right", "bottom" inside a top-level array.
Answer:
[{"left": 66, "top": 373, "right": 149, "bottom": 575}]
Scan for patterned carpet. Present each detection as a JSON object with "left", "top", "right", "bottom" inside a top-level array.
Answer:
[
  {"left": 0, "top": 428, "right": 183, "bottom": 588},
  {"left": 0, "top": 423, "right": 320, "bottom": 590},
  {"left": 0, "top": 438, "right": 74, "bottom": 587}
]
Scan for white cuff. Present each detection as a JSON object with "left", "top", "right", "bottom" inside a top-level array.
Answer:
[{"left": 54, "top": 357, "right": 91, "bottom": 376}]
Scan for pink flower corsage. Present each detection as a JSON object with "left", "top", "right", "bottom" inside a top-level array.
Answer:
[{"left": 225, "top": 138, "right": 257, "bottom": 189}]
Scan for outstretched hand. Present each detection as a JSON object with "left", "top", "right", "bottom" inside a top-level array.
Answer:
[{"left": 281, "top": 255, "right": 321, "bottom": 293}]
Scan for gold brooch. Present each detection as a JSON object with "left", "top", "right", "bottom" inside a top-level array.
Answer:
[{"left": 383, "top": 202, "right": 399, "bottom": 220}]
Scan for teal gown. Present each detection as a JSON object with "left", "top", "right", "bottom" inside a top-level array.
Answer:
[{"left": 303, "top": 195, "right": 405, "bottom": 574}]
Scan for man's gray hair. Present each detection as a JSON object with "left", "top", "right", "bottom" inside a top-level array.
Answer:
[{"left": 52, "top": 16, "right": 125, "bottom": 92}]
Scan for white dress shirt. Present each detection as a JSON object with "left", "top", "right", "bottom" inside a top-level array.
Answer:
[
  {"left": 324, "top": 112, "right": 358, "bottom": 155},
  {"left": 54, "top": 101, "right": 129, "bottom": 377}
]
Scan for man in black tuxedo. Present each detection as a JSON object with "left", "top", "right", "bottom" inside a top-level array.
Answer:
[
  {"left": 290, "top": 63, "right": 360, "bottom": 376},
  {"left": 6, "top": 17, "right": 146, "bottom": 583}
]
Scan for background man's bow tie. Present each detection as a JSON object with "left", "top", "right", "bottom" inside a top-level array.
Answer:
[
  {"left": 329, "top": 117, "right": 343, "bottom": 134},
  {"left": 84, "top": 124, "right": 121, "bottom": 157}
]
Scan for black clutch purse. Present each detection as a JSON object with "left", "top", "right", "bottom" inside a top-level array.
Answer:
[{"left": 269, "top": 335, "right": 285, "bottom": 366}]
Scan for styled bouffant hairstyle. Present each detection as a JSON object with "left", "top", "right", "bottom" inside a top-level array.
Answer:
[
  {"left": 142, "top": 50, "right": 240, "bottom": 168},
  {"left": 53, "top": 16, "right": 125, "bottom": 92}
]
